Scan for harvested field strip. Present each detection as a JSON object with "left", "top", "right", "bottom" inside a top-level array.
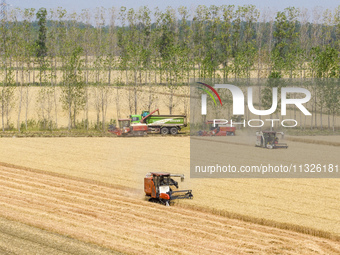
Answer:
[
  {"left": 176, "top": 202, "right": 340, "bottom": 242},
  {"left": 1, "top": 137, "right": 339, "bottom": 237},
  {"left": 193, "top": 134, "right": 340, "bottom": 148},
  {"left": 191, "top": 136, "right": 252, "bottom": 147},
  {"left": 286, "top": 137, "right": 340, "bottom": 146},
  {"left": 0, "top": 181, "right": 242, "bottom": 245},
  {"left": 1, "top": 165, "right": 340, "bottom": 254},
  {"left": 0, "top": 167, "right": 292, "bottom": 252},
  {"left": 0, "top": 217, "right": 121, "bottom": 255},
  {"left": 1, "top": 159, "right": 339, "bottom": 235}
]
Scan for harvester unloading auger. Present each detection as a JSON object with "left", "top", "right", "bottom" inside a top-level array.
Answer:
[{"left": 144, "top": 172, "right": 193, "bottom": 206}]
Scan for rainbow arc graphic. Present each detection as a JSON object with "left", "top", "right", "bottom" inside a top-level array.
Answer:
[{"left": 197, "top": 82, "right": 223, "bottom": 106}]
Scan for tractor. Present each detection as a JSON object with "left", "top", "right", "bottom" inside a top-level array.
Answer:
[
  {"left": 144, "top": 172, "right": 193, "bottom": 206},
  {"left": 255, "top": 131, "right": 288, "bottom": 149}
]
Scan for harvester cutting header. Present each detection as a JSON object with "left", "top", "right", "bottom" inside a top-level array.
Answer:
[{"left": 109, "top": 109, "right": 187, "bottom": 136}]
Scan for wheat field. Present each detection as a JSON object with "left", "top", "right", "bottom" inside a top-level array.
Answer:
[
  {"left": 2, "top": 163, "right": 340, "bottom": 254},
  {"left": 3, "top": 85, "right": 340, "bottom": 131},
  {"left": 5, "top": 86, "right": 190, "bottom": 129},
  {"left": 0, "top": 136, "right": 339, "bottom": 242}
]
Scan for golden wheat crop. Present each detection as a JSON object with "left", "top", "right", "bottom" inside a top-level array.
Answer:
[
  {"left": 0, "top": 136, "right": 339, "bottom": 239},
  {"left": 0, "top": 163, "right": 339, "bottom": 254},
  {"left": 5, "top": 85, "right": 340, "bottom": 129}
]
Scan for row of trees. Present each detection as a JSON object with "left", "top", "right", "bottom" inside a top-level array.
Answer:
[{"left": 0, "top": 5, "right": 339, "bottom": 131}]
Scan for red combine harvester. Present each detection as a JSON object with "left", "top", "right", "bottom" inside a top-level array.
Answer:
[
  {"left": 198, "top": 120, "right": 236, "bottom": 136},
  {"left": 144, "top": 172, "right": 193, "bottom": 206},
  {"left": 108, "top": 119, "right": 148, "bottom": 137}
]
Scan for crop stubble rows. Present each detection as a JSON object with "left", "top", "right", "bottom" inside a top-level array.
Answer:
[
  {"left": 0, "top": 137, "right": 339, "bottom": 238},
  {"left": 0, "top": 164, "right": 340, "bottom": 254}
]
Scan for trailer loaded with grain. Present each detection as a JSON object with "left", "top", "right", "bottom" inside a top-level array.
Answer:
[{"left": 109, "top": 109, "right": 187, "bottom": 136}]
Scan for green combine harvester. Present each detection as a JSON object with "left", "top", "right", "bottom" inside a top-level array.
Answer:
[{"left": 131, "top": 109, "right": 187, "bottom": 135}]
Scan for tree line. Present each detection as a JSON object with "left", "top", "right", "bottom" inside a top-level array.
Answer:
[{"left": 0, "top": 5, "right": 339, "bottom": 131}]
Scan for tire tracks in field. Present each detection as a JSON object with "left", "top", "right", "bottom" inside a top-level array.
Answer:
[
  {"left": 0, "top": 168, "right": 249, "bottom": 254},
  {"left": 286, "top": 137, "right": 340, "bottom": 147},
  {"left": 0, "top": 163, "right": 339, "bottom": 254},
  {"left": 0, "top": 217, "right": 119, "bottom": 255},
  {"left": 191, "top": 136, "right": 253, "bottom": 147}
]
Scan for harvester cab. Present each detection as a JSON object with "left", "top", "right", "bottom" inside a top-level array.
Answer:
[
  {"left": 255, "top": 131, "right": 288, "bottom": 149},
  {"left": 141, "top": 111, "right": 150, "bottom": 118},
  {"left": 130, "top": 109, "right": 160, "bottom": 124},
  {"left": 108, "top": 118, "right": 130, "bottom": 136},
  {"left": 119, "top": 119, "right": 130, "bottom": 129},
  {"left": 144, "top": 172, "right": 193, "bottom": 206}
]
